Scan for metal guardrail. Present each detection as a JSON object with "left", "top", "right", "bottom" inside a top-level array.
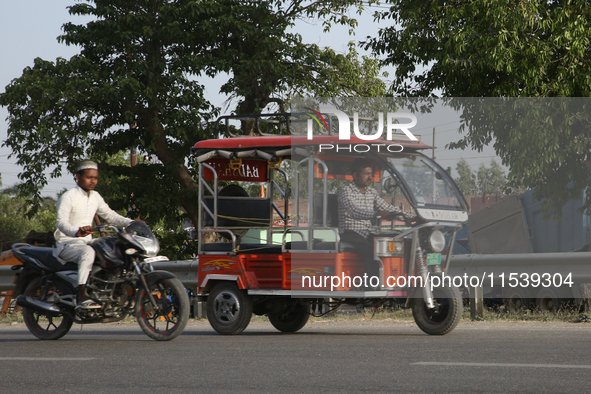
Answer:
[
  {"left": 152, "top": 259, "right": 200, "bottom": 288},
  {"left": 447, "top": 252, "right": 591, "bottom": 319},
  {"left": 0, "top": 266, "right": 16, "bottom": 291},
  {"left": 447, "top": 252, "right": 591, "bottom": 284}
]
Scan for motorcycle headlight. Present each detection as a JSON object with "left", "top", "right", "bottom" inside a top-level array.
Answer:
[
  {"left": 132, "top": 235, "right": 160, "bottom": 257},
  {"left": 428, "top": 230, "right": 446, "bottom": 253}
]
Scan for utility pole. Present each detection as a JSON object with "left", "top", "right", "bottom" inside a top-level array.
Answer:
[
  {"left": 432, "top": 127, "right": 437, "bottom": 160},
  {"left": 432, "top": 127, "right": 437, "bottom": 203}
]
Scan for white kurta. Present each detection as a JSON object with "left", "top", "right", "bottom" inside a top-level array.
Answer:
[{"left": 53, "top": 186, "right": 133, "bottom": 261}]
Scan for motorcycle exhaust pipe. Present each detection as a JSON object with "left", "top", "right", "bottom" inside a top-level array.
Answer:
[{"left": 16, "top": 295, "right": 62, "bottom": 315}]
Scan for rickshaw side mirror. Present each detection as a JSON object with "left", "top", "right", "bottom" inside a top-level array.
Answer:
[{"left": 383, "top": 177, "right": 399, "bottom": 193}]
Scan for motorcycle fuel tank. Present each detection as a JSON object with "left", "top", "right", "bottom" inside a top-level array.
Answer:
[{"left": 92, "top": 237, "right": 125, "bottom": 269}]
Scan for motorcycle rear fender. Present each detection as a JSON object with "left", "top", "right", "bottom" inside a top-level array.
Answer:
[
  {"left": 12, "top": 268, "right": 41, "bottom": 298},
  {"left": 11, "top": 244, "right": 46, "bottom": 270},
  {"left": 144, "top": 270, "right": 178, "bottom": 288}
]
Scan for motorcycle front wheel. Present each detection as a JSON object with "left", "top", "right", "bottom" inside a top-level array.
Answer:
[
  {"left": 22, "top": 277, "right": 74, "bottom": 340},
  {"left": 135, "top": 277, "right": 190, "bottom": 341}
]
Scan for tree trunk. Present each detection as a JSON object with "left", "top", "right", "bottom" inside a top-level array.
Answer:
[{"left": 147, "top": 112, "right": 200, "bottom": 229}]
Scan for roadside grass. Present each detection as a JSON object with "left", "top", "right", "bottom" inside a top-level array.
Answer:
[
  {"left": 0, "top": 310, "right": 23, "bottom": 324},
  {"left": 255, "top": 302, "right": 590, "bottom": 324},
  {"left": 2, "top": 298, "right": 590, "bottom": 325},
  {"left": 463, "top": 306, "right": 584, "bottom": 323}
]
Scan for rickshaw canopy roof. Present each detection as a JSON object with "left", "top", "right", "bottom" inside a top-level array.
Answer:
[{"left": 193, "top": 135, "right": 431, "bottom": 152}]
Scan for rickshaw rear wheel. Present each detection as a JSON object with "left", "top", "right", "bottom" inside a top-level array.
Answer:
[
  {"left": 268, "top": 304, "right": 310, "bottom": 333},
  {"left": 411, "top": 286, "right": 462, "bottom": 335},
  {"left": 206, "top": 282, "right": 253, "bottom": 335}
]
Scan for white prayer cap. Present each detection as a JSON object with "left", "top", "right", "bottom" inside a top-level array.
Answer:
[{"left": 77, "top": 160, "right": 98, "bottom": 172}]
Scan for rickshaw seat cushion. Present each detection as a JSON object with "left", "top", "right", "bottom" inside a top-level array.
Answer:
[
  {"left": 202, "top": 243, "right": 282, "bottom": 254},
  {"left": 315, "top": 241, "right": 357, "bottom": 252},
  {"left": 285, "top": 241, "right": 357, "bottom": 252},
  {"left": 285, "top": 241, "right": 307, "bottom": 250}
]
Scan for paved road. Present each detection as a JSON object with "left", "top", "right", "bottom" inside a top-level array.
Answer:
[{"left": 1, "top": 318, "right": 590, "bottom": 393}]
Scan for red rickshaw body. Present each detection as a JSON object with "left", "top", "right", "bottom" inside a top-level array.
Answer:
[{"left": 192, "top": 113, "right": 468, "bottom": 335}]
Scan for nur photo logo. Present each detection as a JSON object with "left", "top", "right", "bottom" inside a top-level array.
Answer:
[{"left": 304, "top": 107, "right": 419, "bottom": 142}]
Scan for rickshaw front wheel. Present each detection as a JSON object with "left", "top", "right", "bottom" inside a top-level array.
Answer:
[{"left": 411, "top": 286, "right": 462, "bottom": 335}]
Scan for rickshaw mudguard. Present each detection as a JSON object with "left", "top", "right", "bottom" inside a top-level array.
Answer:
[{"left": 198, "top": 255, "right": 250, "bottom": 292}]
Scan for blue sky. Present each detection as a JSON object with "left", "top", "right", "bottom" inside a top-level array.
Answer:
[{"left": 0, "top": 1, "right": 500, "bottom": 197}]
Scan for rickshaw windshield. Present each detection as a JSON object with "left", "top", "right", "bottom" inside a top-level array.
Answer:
[{"left": 386, "top": 154, "right": 467, "bottom": 211}]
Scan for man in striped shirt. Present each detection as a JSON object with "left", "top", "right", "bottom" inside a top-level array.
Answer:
[{"left": 338, "top": 158, "right": 400, "bottom": 286}]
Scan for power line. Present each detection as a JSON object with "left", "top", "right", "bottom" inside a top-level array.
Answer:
[
  {"left": 412, "top": 120, "right": 461, "bottom": 133},
  {"left": 437, "top": 155, "right": 499, "bottom": 161}
]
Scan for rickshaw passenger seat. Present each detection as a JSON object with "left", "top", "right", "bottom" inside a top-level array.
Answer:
[
  {"left": 314, "top": 241, "right": 357, "bottom": 252},
  {"left": 313, "top": 194, "right": 339, "bottom": 227},
  {"left": 285, "top": 241, "right": 356, "bottom": 253}
]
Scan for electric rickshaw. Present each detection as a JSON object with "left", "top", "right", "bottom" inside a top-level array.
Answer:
[{"left": 192, "top": 113, "right": 469, "bottom": 335}]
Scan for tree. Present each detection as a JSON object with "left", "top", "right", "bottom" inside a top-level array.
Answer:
[
  {"left": 366, "top": 1, "right": 591, "bottom": 217},
  {"left": 454, "top": 159, "right": 477, "bottom": 196},
  {"left": 476, "top": 159, "right": 507, "bottom": 196},
  {"left": 0, "top": 188, "right": 57, "bottom": 252},
  {"left": 203, "top": 1, "right": 386, "bottom": 134},
  {"left": 366, "top": 0, "right": 591, "bottom": 97},
  {"left": 1, "top": 0, "right": 384, "bottom": 232}
]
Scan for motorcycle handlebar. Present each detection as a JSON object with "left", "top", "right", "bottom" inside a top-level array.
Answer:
[{"left": 92, "top": 225, "right": 121, "bottom": 235}]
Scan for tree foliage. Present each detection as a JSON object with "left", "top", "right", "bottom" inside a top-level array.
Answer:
[
  {"left": 367, "top": 1, "right": 591, "bottom": 217},
  {"left": 454, "top": 158, "right": 477, "bottom": 196},
  {"left": 450, "top": 98, "right": 590, "bottom": 217},
  {"left": 1, "top": 0, "right": 385, "bottom": 234},
  {"left": 476, "top": 159, "right": 507, "bottom": 196},
  {"left": 0, "top": 189, "right": 57, "bottom": 252},
  {"left": 203, "top": 1, "right": 386, "bottom": 134},
  {"left": 367, "top": 0, "right": 591, "bottom": 97}
]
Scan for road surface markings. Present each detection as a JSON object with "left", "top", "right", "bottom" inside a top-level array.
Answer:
[
  {"left": 413, "top": 362, "right": 591, "bottom": 369},
  {"left": 0, "top": 357, "right": 94, "bottom": 361}
]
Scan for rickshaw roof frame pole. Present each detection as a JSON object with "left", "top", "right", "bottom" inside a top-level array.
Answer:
[{"left": 294, "top": 155, "right": 328, "bottom": 251}]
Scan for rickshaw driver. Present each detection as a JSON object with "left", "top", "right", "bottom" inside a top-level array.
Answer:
[{"left": 337, "top": 158, "right": 401, "bottom": 288}]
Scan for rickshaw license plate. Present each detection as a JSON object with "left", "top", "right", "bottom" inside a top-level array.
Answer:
[{"left": 426, "top": 253, "right": 441, "bottom": 265}]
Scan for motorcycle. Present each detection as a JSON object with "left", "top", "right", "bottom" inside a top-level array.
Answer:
[{"left": 10, "top": 221, "right": 190, "bottom": 341}]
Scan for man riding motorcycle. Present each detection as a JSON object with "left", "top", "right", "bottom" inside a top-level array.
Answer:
[{"left": 53, "top": 160, "right": 135, "bottom": 309}]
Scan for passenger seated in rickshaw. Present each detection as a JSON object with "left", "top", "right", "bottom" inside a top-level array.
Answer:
[{"left": 337, "top": 158, "right": 400, "bottom": 287}]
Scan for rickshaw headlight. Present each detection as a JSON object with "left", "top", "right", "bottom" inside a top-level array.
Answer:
[
  {"left": 428, "top": 230, "right": 446, "bottom": 253},
  {"left": 387, "top": 241, "right": 404, "bottom": 256},
  {"left": 375, "top": 238, "right": 404, "bottom": 257}
]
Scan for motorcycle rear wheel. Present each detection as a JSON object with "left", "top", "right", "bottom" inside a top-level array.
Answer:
[
  {"left": 135, "top": 277, "right": 190, "bottom": 341},
  {"left": 22, "top": 277, "right": 74, "bottom": 340}
]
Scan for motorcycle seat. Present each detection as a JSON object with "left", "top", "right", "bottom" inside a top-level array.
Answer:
[{"left": 20, "top": 247, "right": 78, "bottom": 272}]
